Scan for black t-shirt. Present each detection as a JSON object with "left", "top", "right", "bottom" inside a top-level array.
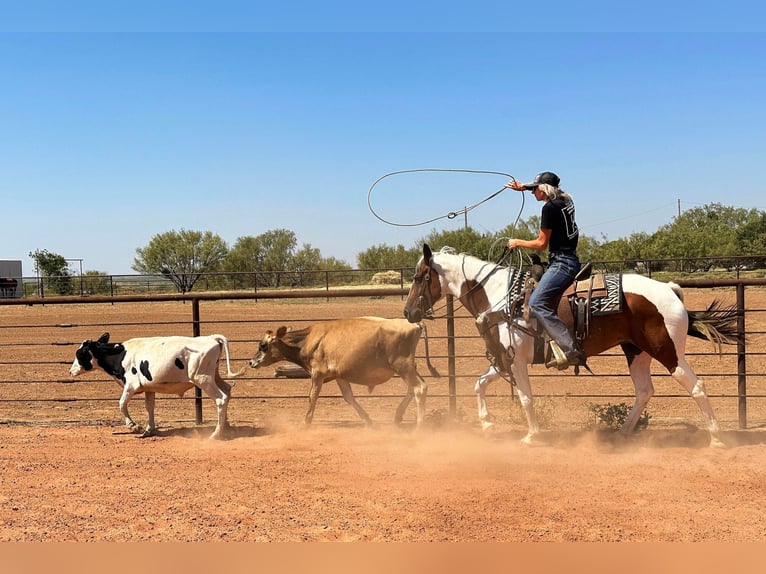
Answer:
[{"left": 540, "top": 196, "right": 579, "bottom": 253}]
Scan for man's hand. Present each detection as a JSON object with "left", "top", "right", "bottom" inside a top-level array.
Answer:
[{"left": 505, "top": 179, "right": 526, "bottom": 191}]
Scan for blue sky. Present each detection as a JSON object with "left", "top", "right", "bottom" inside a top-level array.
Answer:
[{"left": 1, "top": 5, "right": 765, "bottom": 275}]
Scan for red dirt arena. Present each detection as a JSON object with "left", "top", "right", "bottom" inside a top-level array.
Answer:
[{"left": 1, "top": 290, "right": 765, "bottom": 542}]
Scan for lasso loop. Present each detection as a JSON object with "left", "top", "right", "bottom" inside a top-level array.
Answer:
[
  {"left": 367, "top": 168, "right": 517, "bottom": 227},
  {"left": 367, "top": 168, "right": 531, "bottom": 294}
]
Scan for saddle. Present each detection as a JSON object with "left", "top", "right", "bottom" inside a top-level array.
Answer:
[
  {"left": 473, "top": 261, "right": 623, "bottom": 373},
  {"left": 524, "top": 263, "right": 623, "bottom": 366}
]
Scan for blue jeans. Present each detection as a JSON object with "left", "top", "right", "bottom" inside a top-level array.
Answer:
[{"left": 528, "top": 252, "right": 581, "bottom": 354}]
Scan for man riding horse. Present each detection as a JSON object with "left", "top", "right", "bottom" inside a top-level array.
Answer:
[{"left": 505, "top": 171, "right": 587, "bottom": 370}]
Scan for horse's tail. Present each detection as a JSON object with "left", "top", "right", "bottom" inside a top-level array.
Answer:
[{"left": 687, "top": 300, "right": 739, "bottom": 352}]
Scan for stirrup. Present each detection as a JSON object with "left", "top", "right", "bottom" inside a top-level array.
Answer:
[{"left": 545, "top": 340, "right": 570, "bottom": 370}]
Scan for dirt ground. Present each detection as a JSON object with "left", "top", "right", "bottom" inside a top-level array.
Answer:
[{"left": 1, "top": 288, "right": 766, "bottom": 542}]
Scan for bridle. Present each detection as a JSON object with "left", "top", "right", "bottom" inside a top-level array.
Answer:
[
  {"left": 410, "top": 264, "right": 438, "bottom": 320},
  {"left": 411, "top": 253, "right": 510, "bottom": 321}
]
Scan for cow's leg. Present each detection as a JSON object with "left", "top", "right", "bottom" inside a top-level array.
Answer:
[
  {"left": 304, "top": 374, "right": 325, "bottom": 425},
  {"left": 474, "top": 365, "right": 504, "bottom": 431},
  {"left": 336, "top": 379, "right": 373, "bottom": 425},
  {"left": 215, "top": 373, "right": 233, "bottom": 429},
  {"left": 394, "top": 387, "right": 414, "bottom": 425},
  {"left": 510, "top": 360, "right": 539, "bottom": 445},
  {"left": 621, "top": 348, "right": 655, "bottom": 435},
  {"left": 195, "top": 375, "right": 230, "bottom": 440},
  {"left": 397, "top": 364, "right": 427, "bottom": 428},
  {"left": 140, "top": 392, "right": 157, "bottom": 438},
  {"left": 118, "top": 384, "right": 141, "bottom": 434}
]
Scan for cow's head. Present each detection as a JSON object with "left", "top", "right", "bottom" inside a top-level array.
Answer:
[
  {"left": 249, "top": 326, "right": 290, "bottom": 369},
  {"left": 69, "top": 332, "right": 124, "bottom": 377}
]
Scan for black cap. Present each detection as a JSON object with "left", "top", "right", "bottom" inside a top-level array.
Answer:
[{"left": 522, "top": 171, "right": 560, "bottom": 190}]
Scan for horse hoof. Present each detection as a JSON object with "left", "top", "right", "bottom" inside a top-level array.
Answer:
[
  {"left": 520, "top": 434, "right": 536, "bottom": 446},
  {"left": 480, "top": 421, "right": 495, "bottom": 432},
  {"left": 139, "top": 429, "right": 156, "bottom": 439},
  {"left": 710, "top": 436, "right": 728, "bottom": 449}
]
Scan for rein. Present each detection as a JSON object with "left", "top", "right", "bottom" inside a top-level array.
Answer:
[{"left": 419, "top": 248, "right": 524, "bottom": 321}]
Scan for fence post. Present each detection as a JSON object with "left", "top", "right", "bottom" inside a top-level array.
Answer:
[
  {"left": 192, "top": 297, "right": 203, "bottom": 425},
  {"left": 737, "top": 283, "right": 747, "bottom": 429},
  {"left": 447, "top": 295, "right": 456, "bottom": 418}
]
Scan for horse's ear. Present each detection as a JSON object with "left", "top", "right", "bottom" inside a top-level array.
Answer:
[
  {"left": 276, "top": 326, "right": 289, "bottom": 338},
  {"left": 97, "top": 332, "right": 110, "bottom": 345},
  {"left": 423, "top": 244, "right": 433, "bottom": 263}
]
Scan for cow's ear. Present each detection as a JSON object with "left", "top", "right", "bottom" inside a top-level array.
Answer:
[
  {"left": 423, "top": 244, "right": 432, "bottom": 263},
  {"left": 98, "top": 332, "right": 110, "bottom": 344},
  {"left": 276, "top": 326, "right": 288, "bottom": 338}
]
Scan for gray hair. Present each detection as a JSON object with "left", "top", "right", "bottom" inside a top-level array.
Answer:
[{"left": 538, "top": 183, "right": 572, "bottom": 202}]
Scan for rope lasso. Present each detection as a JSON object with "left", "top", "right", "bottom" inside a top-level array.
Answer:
[
  {"left": 367, "top": 168, "right": 517, "bottom": 227},
  {"left": 367, "top": 167, "right": 529, "bottom": 319}
]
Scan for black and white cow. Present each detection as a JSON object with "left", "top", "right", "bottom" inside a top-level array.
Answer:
[{"left": 70, "top": 332, "right": 244, "bottom": 439}]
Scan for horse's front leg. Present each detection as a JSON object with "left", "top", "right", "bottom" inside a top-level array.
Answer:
[
  {"left": 474, "top": 365, "right": 504, "bottom": 431},
  {"left": 510, "top": 360, "right": 540, "bottom": 445}
]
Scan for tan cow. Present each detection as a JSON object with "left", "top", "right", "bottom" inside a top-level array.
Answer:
[{"left": 249, "top": 317, "right": 437, "bottom": 427}]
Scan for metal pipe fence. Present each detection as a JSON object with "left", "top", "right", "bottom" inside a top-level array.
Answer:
[
  {"left": 3, "top": 253, "right": 766, "bottom": 300},
  {"left": 0, "top": 280, "right": 764, "bottom": 430}
]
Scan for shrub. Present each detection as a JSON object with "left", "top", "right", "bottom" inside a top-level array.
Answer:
[{"left": 588, "top": 402, "right": 651, "bottom": 430}]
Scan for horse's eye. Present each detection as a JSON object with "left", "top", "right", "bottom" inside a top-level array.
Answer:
[{"left": 259, "top": 341, "right": 269, "bottom": 351}]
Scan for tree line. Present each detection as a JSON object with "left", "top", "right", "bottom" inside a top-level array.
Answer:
[{"left": 29, "top": 202, "right": 766, "bottom": 294}]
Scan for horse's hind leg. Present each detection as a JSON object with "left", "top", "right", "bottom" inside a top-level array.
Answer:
[
  {"left": 622, "top": 348, "right": 655, "bottom": 434},
  {"left": 671, "top": 357, "right": 724, "bottom": 447}
]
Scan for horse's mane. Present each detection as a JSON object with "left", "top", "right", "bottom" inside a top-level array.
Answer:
[{"left": 436, "top": 246, "right": 500, "bottom": 269}]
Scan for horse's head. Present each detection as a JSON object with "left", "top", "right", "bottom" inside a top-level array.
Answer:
[{"left": 403, "top": 244, "right": 443, "bottom": 323}]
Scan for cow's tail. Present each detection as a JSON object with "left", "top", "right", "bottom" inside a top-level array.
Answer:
[
  {"left": 418, "top": 323, "right": 441, "bottom": 378},
  {"left": 212, "top": 334, "right": 247, "bottom": 377}
]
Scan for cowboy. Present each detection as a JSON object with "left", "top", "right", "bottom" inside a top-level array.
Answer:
[{"left": 505, "top": 171, "right": 587, "bottom": 369}]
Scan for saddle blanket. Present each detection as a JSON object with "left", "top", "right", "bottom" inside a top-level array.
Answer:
[{"left": 572, "top": 273, "right": 622, "bottom": 315}]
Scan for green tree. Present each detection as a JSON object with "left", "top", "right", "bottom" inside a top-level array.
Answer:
[
  {"left": 29, "top": 249, "right": 73, "bottom": 295},
  {"left": 81, "top": 270, "right": 111, "bottom": 295},
  {"left": 290, "top": 245, "right": 351, "bottom": 287},
  {"left": 223, "top": 229, "right": 298, "bottom": 287},
  {"left": 736, "top": 210, "right": 766, "bottom": 257},
  {"left": 356, "top": 243, "right": 420, "bottom": 270},
  {"left": 498, "top": 215, "right": 542, "bottom": 243},
  {"left": 259, "top": 229, "right": 298, "bottom": 286},
  {"left": 132, "top": 229, "right": 229, "bottom": 293},
  {"left": 647, "top": 203, "right": 751, "bottom": 271},
  {"left": 589, "top": 232, "right": 651, "bottom": 271},
  {"left": 223, "top": 235, "right": 264, "bottom": 289},
  {"left": 419, "top": 227, "right": 499, "bottom": 260}
]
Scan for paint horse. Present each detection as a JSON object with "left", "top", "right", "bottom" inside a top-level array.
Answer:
[{"left": 403, "top": 244, "right": 738, "bottom": 447}]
